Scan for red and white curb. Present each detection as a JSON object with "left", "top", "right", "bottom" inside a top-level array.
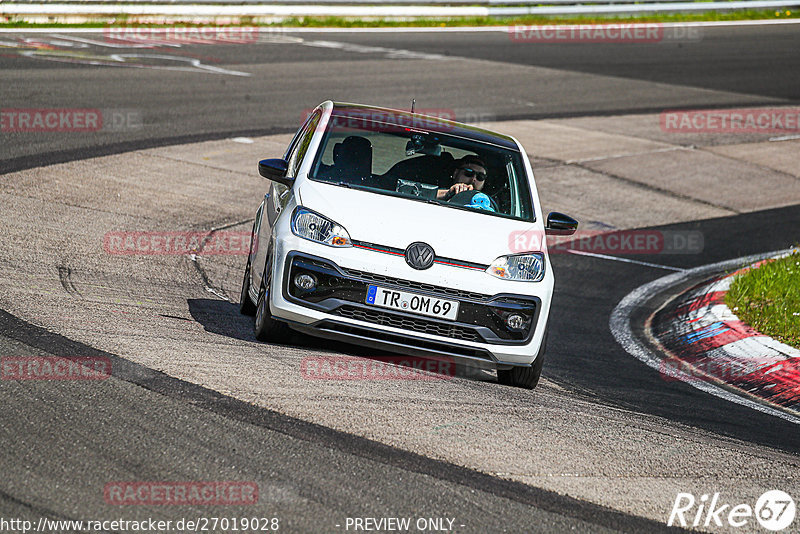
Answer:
[
  {"left": 651, "top": 259, "right": 800, "bottom": 410},
  {"left": 611, "top": 249, "right": 800, "bottom": 424}
]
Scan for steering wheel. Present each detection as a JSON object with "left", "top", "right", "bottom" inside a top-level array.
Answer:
[{"left": 448, "top": 190, "right": 499, "bottom": 212}]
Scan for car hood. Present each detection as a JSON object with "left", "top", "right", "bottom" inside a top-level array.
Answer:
[{"left": 298, "top": 180, "right": 544, "bottom": 264}]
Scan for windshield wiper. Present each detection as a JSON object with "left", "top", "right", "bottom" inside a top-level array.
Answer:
[
  {"left": 401, "top": 194, "right": 442, "bottom": 206},
  {"left": 329, "top": 180, "right": 374, "bottom": 190}
]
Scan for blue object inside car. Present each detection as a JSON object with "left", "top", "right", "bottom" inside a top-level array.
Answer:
[{"left": 469, "top": 192, "right": 495, "bottom": 212}]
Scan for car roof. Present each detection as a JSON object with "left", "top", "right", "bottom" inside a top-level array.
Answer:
[{"left": 330, "top": 102, "right": 519, "bottom": 151}]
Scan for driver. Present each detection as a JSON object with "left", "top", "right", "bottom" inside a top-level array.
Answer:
[{"left": 437, "top": 155, "right": 488, "bottom": 200}]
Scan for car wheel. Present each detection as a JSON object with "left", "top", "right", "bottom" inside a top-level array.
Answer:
[
  {"left": 239, "top": 259, "right": 257, "bottom": 316},
  {"left": 497, "top": 331, "right": 547, "bottom": 389},
  {"left": 253, "top": 256, "right": 291, "bottom": 343}
]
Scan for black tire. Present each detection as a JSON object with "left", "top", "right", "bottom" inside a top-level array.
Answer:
[
  {"left": 497, "top": 332, "right": 547, "bottom": 389},
  {"left": 239, "top": 260, "right": 257, "bottom": 316},
  {"left": 253, "top": 257, "right": 292, "bottom": 343}
]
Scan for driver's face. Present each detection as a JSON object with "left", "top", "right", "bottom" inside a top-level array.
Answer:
[{"left": 454, "top": 165, "right": 487, "bottom": 191}]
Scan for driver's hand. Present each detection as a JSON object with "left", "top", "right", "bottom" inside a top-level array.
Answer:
[
  {"left": 448, "top": 183, "right": 473, "bottom": 197},
  {"left": 438, "top": 183, "right": 474, "bottom": 200}
]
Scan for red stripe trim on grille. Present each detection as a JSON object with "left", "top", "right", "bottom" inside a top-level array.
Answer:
[
  {"left": 434, "top": 259, "right": 485, "bottom": 271},
  {"left": 353, "top": 244, "right": 404, "bottom": 256}
]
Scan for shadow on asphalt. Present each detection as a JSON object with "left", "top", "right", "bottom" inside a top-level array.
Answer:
[{"left": 186, "top": 298, "right": 495, "bottom": 382}]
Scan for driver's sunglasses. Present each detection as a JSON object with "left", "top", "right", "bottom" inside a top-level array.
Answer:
[{"left": 460, "top": 167, "right": 487, "bottom": 181}]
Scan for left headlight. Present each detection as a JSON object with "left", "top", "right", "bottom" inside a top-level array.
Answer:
[
  {"left": 291, "top": 207, "right": 352, "bottom": 247},
  {"left": 486, "top": 253, "right": 545, "bottom": 282}
]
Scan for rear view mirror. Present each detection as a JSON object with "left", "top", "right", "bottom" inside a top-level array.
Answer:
[
  {"left": 258, "top": 158, "right": 292, "bottom": 186},
  {"left": 405, "top": 134, "right": 441, "bottom": 157},
  {"left": 545, "top": 212, "right": 578, "bottom": 236}
]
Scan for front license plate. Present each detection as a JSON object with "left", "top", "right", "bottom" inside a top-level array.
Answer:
[{"left": 365, "top": 285, "right": 459, "bottom": 321}]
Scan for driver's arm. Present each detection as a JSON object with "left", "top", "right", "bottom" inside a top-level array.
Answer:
[{"left": 436, "top": 183, "right": 473, "bottom": 200}]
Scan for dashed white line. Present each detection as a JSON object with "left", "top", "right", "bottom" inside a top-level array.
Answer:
[
  {"left": 566, "top": 249, "right": 686, "bottom": 271},
  {"left": 769, "top": 134, "right": 800, "bottom": 142}
]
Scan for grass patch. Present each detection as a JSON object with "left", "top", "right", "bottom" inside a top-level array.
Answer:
[
  {"left": 726, "top": 251, "right": 800, "bottom": 348},
  {"left": 1, "top": 9, "right": 798, "bottom": 28}
]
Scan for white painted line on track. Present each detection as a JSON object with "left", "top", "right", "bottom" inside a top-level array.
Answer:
[
  {"left": 299, "top": 38, "right": 448, "bottom": 60},
  {"left": 769, "top": 134, "right": 800, "bottom": 141},
  {"left": 2, "top": 19, "right": 800, "bottom": 34},
  {"left": 2, "top": 31, "right": 454, "bottom": 64},
  {"left": 49, "top": 33, "right": 166, "bottom": 48},
  {"left": 609, "top": 248, "right": 800, "bottom": 425},
  {"left": 567, "top": 249, "right": 687, "bottom": 272},
  {"left": 567, "top": 146, "right": 687, "bottom": 165},
  {"left": 15, "top": 48, "right": 252, "bottom": 75}
]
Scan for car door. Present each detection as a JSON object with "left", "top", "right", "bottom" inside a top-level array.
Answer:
[{"left": 252, "top": 110, "right": 322, "bottom": 290}]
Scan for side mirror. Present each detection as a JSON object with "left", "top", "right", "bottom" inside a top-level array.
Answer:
[
  {"left": 545, "top": 212, "right": 578, "bottom": 236},
  {"left": 258, "top": 158, "right": 292, "bottom": 186}
]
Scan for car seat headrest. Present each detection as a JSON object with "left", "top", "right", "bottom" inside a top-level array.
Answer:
[{"left": 333, "top": 136, "right": 372, "bottom": 179}]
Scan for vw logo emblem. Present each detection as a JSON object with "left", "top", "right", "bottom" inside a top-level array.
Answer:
[{"left": 405, "top": 242, "right": 435, "bottom": 270}]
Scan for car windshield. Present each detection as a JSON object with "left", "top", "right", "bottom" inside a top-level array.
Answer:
[{"left": 308, "top": 114, "right": 535, "bottom": 222}]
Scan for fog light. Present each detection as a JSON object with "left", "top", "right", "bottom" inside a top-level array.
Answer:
[
  {"left": 294, "top": 273, "right": 317, "bottom": 291},
  {"left": 507, "top": 314, "right": 526, "bottom": 329}
]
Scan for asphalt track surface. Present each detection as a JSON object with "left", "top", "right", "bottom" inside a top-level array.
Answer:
[
  {"left": 2, "top": 23, "right": 800, "bottom": 171},
  {"left": 1, "top": 25, "right": 799, "bottom": 532}
]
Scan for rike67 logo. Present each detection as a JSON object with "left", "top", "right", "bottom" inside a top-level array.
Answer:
[{"left": 668, "top": 490, "right": 796, "bottom": 531}]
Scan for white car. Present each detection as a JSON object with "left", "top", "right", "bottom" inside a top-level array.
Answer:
[{"left": 240, "top": 101, "right": 577, "bottom": 388}]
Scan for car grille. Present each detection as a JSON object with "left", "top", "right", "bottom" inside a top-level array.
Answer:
[
  {"left": 342, "top": 269, "right": 488, "bottom": 301},
  {"left": 334, "top": 305, "right": 483, "bottom": 343},
  {"left": 314, "top": 321, "right": 494, "bottom": 361},
  {"left": 287, "top": 253, "right": 538, "bottom": 344}
]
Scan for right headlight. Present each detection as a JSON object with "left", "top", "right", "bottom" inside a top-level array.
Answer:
[
  {"left": 486, "top": 253, "right": 545, "bottom": 282},
  {"left": 291, "top": 207, "right": 352, "bottom": 247}
]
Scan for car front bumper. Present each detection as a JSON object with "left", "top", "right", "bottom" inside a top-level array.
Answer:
[{"left": 268, "top": 233, "right": 553, "bottom": 368}]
